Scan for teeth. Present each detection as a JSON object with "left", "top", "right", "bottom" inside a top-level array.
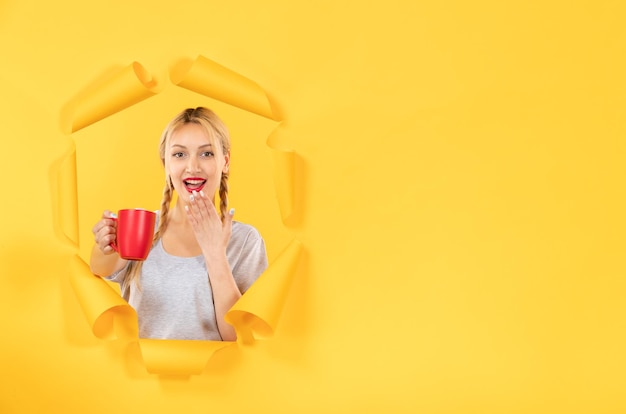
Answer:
[{"left": 184, "top": 179, "right": 205, "bottom": 186}]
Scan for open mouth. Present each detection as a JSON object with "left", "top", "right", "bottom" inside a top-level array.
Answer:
[{"left": 183, "top": 178, "right": 206, "bottom": 193}]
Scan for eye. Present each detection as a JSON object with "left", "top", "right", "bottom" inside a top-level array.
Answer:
[
  {"left": 172, "top": 152, "right": 185, "bottom": 158},
  {"left": 201, "top": 151, "right": 214, "bottom": 157}
]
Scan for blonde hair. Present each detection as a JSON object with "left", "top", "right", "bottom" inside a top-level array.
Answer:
[{"left": 121, "top": 107, "right": 231, "bottom": 296}]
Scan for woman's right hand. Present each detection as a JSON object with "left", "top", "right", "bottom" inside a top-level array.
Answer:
[{"left": 92, "top": 210, "right": 118, "bottom": 255}]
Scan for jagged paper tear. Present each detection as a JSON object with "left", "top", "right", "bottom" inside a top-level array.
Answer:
[
  {"left": 50, "top": 145, "right": 79, "bottom": 246},
  {"left": 69, "top": 255, "right": 138, "bottom": 340},
  {"left": 60, "top": 56, "right": 303, "bottom": 375},
  {"left": 138, "top": 339, "right": 234, "bottom": 376},
  {"left": 60, "top": 62, "right": 159, "bottom": 134},
  {"left": 69, "top": 238, "right": 303, "bottom": 368},
  {"left": 171, "top": 55, "right": 278, "bottom": 121},
  {"left": 226, "top": 239, "right": 303, "bottom": 344},
  {"left": 271, "top": 149, "right": 296, "bottom": 223}
]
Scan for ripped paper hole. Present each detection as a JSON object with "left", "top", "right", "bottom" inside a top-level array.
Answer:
[{"left": 57, "top": 56, "right": 303, "bottom": 375}]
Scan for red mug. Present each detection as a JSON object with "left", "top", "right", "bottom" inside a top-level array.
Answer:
[{"left": 110, "top": 209, "right": 157, "bottom": 260}]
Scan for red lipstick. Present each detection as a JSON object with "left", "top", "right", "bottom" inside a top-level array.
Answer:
[{"left": 183, "top": 177, "right": 206, "bottom": 193}]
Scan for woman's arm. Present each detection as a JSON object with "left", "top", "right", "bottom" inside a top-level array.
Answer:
[
  {"left": 186, "top": 191, "right": 241, "bottom": 341},
  {"left": 203, "top": 249, "right": 241, "bottom": 341}
]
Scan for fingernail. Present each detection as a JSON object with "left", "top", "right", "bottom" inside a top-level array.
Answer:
[
  {"left": 110, "top": 213, "right": 117, "bottom": 218},
  {"left": 200, "top": 190, "right": 205, "bottom": 198},
  {"left": 189, "top": 194, "right": 194, "bottom": 202},
  {"left": 184, "top": 205, "right": 189, "bottom": 212},
  {"left": 229, "top": 208, "right": 235, "bottom": 216}
]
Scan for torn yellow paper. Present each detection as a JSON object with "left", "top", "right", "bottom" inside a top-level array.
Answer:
[
  {"left": 50, "top": 146, "right": 78, "bottom": 246},
  {"left": 266, "top": 123, "right": 299, "bottom": 225},
  {"left": 271, "top": 148, "right": 296, "bottom": 224},
  {"left": 69, "top": 255, "right": 138, "bottom": 340},
  {"left": 60, "top": 62, "right": 159, "bottom": 134},
  {"left": 138, "top": 339, "right": 234, "bottom": 376},
  {"left": 226, "top": 239, "right": 303, "bottom": 342},
  {"left": 171, "top": 55, "right": 278, "bottom": 121}
]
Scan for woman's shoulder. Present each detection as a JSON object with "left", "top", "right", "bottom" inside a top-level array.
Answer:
[
  {"left": 228, "top": 221, "right": 268, "bottom": 289},
  {"left": 231, "top": 220, "right": 263, "bottom": 242}
]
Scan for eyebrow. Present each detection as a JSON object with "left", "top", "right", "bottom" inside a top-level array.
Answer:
[{"left": 170, "top": 143, "right": 213, "bottom": 149}]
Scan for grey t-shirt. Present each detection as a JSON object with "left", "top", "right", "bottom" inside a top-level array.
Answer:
[{"left": 106, "top": 221, "right": 268, "bottom": 341}]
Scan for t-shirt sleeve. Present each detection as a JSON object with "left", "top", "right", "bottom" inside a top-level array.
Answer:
[
  {"left": 104, "top": 263, "right": 129, "bottom": 284},
  {"left": 231, "top": 227, "right": 268, "bottom": 293},
  {"left": 103, "top": 262, "right": 132, "bottom": 302}
]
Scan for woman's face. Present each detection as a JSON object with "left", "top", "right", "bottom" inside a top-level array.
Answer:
[{"left": 165, "top": 123, "right": 229, "bottom": 204}]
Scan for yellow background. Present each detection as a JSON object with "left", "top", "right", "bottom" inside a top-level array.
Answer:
[{"left": 1, "top": 1, "right": 625, "bottom": 413}]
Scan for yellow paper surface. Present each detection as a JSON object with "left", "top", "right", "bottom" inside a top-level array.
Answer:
[{"left": 2, "top": 1, "right": 626, "bottom": 412}]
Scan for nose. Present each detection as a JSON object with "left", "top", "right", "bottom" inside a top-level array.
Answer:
[{"left": 186, "top": 155, "right": 200, "bottom": 172}]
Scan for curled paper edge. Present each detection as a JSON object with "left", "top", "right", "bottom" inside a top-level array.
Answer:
[
  {"left": 60, "top": 61, "right": 159, "bottom": 134},
  {"left": 266, "top": 122, "right": 299, "bottom": 225},
  {"left": 170, "top": 55, "right": 278, "bottom": 121},
  {"left": 226, "top": 239, "right": 303, "bottom": 343},
  {"left": 50, "top": 145, "right": 79, "bottom": 246},
  {"left": 69, "top": 255, "right": 138, "bottom": 340},
  {"left": 271, "top": 148, "right": 296, "bottom": 224},
  {"left": 138, "top": 339, "right": 234, "bottom": 376}
]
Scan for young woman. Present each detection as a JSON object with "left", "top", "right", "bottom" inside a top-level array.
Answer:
[{"left": 90, "top": 107, "right": 268, "bottom": 341}]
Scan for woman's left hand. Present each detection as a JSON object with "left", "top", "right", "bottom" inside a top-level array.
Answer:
[{"left": 185, "top": 190, "right": 233, "bottom": 257}]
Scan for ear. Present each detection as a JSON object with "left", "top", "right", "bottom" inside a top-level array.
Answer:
[{"left": 222, "top": 150, "right": 231, "bottom": 173}]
